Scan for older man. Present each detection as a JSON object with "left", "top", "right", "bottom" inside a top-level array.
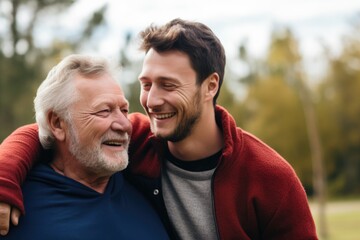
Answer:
[{"left": 0, "top": 54, "right": 168, "bottom": 239}]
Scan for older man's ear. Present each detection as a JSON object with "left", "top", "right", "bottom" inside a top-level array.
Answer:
[{"left": 47, "top": 111, "right": 66, "bottom": 141}]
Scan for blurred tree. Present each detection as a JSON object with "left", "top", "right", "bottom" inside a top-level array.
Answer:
[
  {"left": 0, "top": 0, "right": 107, "bottom": 141},
  {"left": 217, "top": 63, "right": 245, "bottom": 126},
  {"left": 239, "top": 27, "right": 327, "bottom": 238},
  {"left": 117, "top": 31, "right": 144, "bottom": 114},
  {"left": 240, "top": 28, "right": 316, "bottom": 189},
  {"left": 242, "top": 75, "right": 312, "bottom": 184},
  {"left": 318, "top": 17, "right": 360, "bottom": 196},
  {"left": 125, "top": 79, "right": 144, "bottom": 114}
]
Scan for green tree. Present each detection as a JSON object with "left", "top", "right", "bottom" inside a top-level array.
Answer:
[
  {"left": 318, "top": 18, "right": 360, "bottom": 196},
  {"left": 240, "top": 27, "right": 327, "bottom": 238},
  {"left": 0, "top": 0, "right": 107, "bottom": 141},
  {"left": 242, "top": 76, "right": 312, "bottom": 184},
  {"left": 241, "top": 28, "right": 316, "bottom": 190}
]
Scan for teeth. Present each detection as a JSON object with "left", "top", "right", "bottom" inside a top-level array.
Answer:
[
  {"left": 104, "top": 141, "right": 122, "bottom": 146},
  {"left": 154, "top": 113, "right": 175, "bottom": 119}
]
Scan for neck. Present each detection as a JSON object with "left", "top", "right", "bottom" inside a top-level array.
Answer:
[
  {"left": 50, "top": 158, "right": 110, "bottom": 194},
  {"left": 168, "top": 108, "right": 223, "bottom": 161}
]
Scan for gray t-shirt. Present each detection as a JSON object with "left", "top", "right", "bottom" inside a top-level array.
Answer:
[{"left": 162, "top": 159, "right": 218, "bottom": 240}]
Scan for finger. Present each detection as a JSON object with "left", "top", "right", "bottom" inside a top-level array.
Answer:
[
  {"left": 0, "top": 202, "right": 11, "bottom": 236},
  {"left": 11, "top": 208, "right": 21, "bottom": 226}
]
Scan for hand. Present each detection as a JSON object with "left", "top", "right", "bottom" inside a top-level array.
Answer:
[{"left": 0, "top": 202, "right": 21, "bottom": 236}]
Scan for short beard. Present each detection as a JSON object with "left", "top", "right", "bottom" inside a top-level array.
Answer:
[
  {"left": 159, "top": 91, "right": 202, "bottom": 142},
  {"left": 67, "top": 123, "right": 129, "bottom": 176}
]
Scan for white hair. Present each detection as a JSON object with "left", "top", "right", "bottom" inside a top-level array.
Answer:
[{"left": 34, "top": 54, "right": 118, "bottom": 149}]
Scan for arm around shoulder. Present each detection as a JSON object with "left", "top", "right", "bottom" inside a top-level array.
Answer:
[{"left": 0, "top": 123, "right": 40, "bottom": 214}]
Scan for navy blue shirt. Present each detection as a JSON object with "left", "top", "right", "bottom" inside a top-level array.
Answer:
[{"left": 4, "top": 163, "right": 169, "bottom": 240}]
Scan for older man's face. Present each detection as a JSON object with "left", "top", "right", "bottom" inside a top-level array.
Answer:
[{"left": 66, "top": 73, "right": 132, "bottom": 176}]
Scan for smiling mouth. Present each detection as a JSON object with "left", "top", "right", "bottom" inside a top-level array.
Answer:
[
  {"left": 154, "top": 113, "right": 176, "bottom": 120},
  {"left": 103, "top": 140, "right": 125, "bottom": 147}
]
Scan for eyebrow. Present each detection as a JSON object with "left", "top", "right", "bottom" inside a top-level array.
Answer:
[
  {"left": 139, "top": 75, "right": 179, "bottom": 83},
  {"left": 93, "top": 97, "right": 129, "bottom": 109}
]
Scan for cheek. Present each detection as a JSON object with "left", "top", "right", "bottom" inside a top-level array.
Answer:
[
  {"left": 78, "top": 122, "right": 107, "bottom": 142},
  {"left": 139, "top": 91, "right": 148, "bottom": 107},
  {"left": 76, "top": 128, "right": 93, "bottom": 143},
  {"left": 178, "top": 92, "right": 195, "bottom": 107}
]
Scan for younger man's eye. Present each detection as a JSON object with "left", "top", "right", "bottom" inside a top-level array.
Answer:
[
  {"left": 163, "top": 83, "right": 176, "bottom": 89},
  {"left": 141, "top": 82, "right": 151, "bottom": 90}
]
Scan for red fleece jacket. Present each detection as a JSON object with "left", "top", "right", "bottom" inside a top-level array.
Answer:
[{"left": 0, "top": 106, "right": 318, "bottom": 239}]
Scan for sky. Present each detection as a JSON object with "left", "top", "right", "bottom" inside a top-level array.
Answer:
[
  {"left": 2, "top": 0, "right": 360, "bottom": 79},
  {"left": 63, "top": 0, "right": 360, "bottom": 60}
]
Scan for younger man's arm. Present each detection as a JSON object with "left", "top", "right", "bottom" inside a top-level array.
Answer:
[{"left": 0, "top": 123, "right": 41, "bottom": 235}]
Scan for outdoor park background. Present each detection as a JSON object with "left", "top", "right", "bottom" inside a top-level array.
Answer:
[{"left": 1, "top": 0, "right": 360, "bottom": 239}]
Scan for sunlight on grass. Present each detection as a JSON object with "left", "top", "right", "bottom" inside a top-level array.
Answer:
[{"left": 310, "top": 200, "right": 360, "bottom": 240}]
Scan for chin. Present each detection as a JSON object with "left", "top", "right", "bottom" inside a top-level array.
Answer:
[
  {"left": 153, "top": 130, "right": 169, "bottom": 139},
  {"left": 107, "top": 160, "right": 128, "bottom": 172}
]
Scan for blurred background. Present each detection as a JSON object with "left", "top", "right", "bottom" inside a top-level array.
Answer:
[{"left": 0, "top": 0, "right": 359, "bottom": 239}]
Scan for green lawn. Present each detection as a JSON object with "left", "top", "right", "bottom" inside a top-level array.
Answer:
[{"left": 310, "top": 200, "right": 360, "bottom": 240}]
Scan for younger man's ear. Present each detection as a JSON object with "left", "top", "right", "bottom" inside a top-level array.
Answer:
[
  {"left": 204, "top": 73, "right": 219, "bottom": 100},
  {"left": 47, "top": 111, "right": 66, "bottom": 141}
]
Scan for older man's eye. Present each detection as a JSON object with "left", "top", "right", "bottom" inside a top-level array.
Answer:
[{"left": 96, "top": 109, "right": 111, "bottom": 117}]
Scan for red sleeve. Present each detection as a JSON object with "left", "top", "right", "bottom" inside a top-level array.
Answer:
[{"left": 0, "top": 123, "right": 41, "bottom": 214}]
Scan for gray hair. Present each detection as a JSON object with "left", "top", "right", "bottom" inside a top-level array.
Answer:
[{"left": 34, "top": 54, "right": 117, "bottom": 149}]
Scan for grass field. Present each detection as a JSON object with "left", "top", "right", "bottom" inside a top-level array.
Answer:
[{"left": 310, "top": 200, "right": 360, "bottom": 240}]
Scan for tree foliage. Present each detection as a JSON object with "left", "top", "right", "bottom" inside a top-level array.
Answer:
[
  {"left": 238, "top": 28, "right": 314, "bottom": 191},
  {"left": 0, "top": 0, "right": 106, "bottom": 140},
  {"left": 318, "top": 19, "right": 360, "bottom": 195}
]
